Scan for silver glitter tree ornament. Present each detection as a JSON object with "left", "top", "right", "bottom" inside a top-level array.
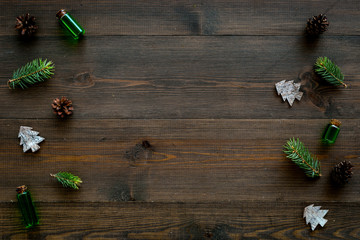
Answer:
[
  {"left": 18, "top": 126, "right": 45, "bottom": 153},
  {"left": 275, "top": 80, "right": 303, "bottom": 106},
  {"left": 303, "top": 204, "right": 328, "bottom": 231}
]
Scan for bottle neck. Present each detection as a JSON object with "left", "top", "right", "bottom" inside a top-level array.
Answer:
[
  {"left": 56, "top": 9, "right": 67, "bottom": 19},
  {"left": 330, "top": 119, "right": 341, "bottom": 127},
  {"left": 16, "top": 185, "right": 27, "bottom": 194}
]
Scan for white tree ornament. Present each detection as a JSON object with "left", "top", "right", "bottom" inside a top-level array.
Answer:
[
  {"left": 275, "top": 80, "right": 303, "bottom": 106},
  {"left": 18, "top": 126, "right": 45, "bottom": 153},
  {"left": 303, "top": 204, "right": 329, "bottom": 231}
]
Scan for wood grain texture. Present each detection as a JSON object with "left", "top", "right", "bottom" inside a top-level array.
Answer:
[
  {"left": 1, "top": 0, "right": 360, "bottom": 239},
  {"left": 0, "top": 36, "right": 359, "bottom": 119},
  {"left": 1, "top": 0, "right": 360, "bottom": 36},
  {"left": 0, "top": 119, "right": 358, "bottom": 203},
  {"left": 1, "top": 202, "right": 360, "bottom": 239}
]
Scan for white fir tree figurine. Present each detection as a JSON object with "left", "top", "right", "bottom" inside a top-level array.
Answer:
[
  {"left": 303, "top": 204, "right": 329, "bottom": 231},
  {"left": 18, "top": 126, "right": 45, "bottom": 152},
  {"left": 275, "top": 80, "right": 303, "bottom": 106}
]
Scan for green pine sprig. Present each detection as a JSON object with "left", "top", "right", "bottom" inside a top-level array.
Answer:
[
  {"left": 314, "top": 56, "right": 346, "bottom": 87},
  {"left": 8, "top": 58, "right": 55, "bottom": 89},
  {"left": 283, "top": 138, "right": 321, "bottom": 178},
  {"left": 50, "top": 172, "right": 82, "bottom": 189}
]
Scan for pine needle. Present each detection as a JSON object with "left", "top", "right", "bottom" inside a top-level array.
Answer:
[
  {"left": 8, "top": 58, "right": 55, "bottom": 89},
  {"left": 314, "top": 56, "right": 346, "bottom": 87},
  {"left": 50, "top": 172, "right": 82, "bottom": 189},
  {"left": 283, "top": 138, "right": 321, "bottom": 178}
]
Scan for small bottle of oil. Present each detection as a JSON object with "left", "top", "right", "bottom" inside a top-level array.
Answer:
[
  {"left": 16, "top": 185, "right": 39, "bottom": 228},
  {"left": 322, "top": 119, "right": 341, "bottom": 144},
  {"left": 56, "top": 9, "right": 85, "bottom": 39}
]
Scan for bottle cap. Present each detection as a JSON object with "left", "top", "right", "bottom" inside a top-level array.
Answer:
[
  {"left": 16, "top": 185, "right": 27, "bottom": 194},
  {"left": 56, "top": 9, "right": 67, "bottom": 19},
  {"left": 330, "top": 119, "right": 341, "bottom": 127}
]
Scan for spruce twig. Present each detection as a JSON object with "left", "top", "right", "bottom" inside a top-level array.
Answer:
[
  {"left": 314, "top": 56, "right": 346, "bottom": 87},
  {"left": 50, "top": 172, "right": 82, "bottom": 189},
  {"left": 283, "top": 138, "right": 321, "bottom": 178},
  {"left": 8, "top": 58, "right": 55, "bottom": 89}
]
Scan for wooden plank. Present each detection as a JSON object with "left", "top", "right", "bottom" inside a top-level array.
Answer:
[
  {"left": 0, "top": 119, "right": 358, "bottom": 203},
  {"left": 1, "top": 202, "right": 360, "bottom": 239},
  {"left": 1, "top": 0, "right": 360, "bottom": 36},
  {"left": 0, "top": 36, "right": 359, "bottom": 119}
]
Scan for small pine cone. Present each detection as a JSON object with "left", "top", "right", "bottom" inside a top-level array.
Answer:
[
  {"left": 15, "top": 13, "right": 38, "bottom": 37},
  {"left": 331, "top": 160, "right": 354, "bottom": 185},
  {"left": 305, "top": 14, "right": 329, "bottom": 36},
  {"left": 52, "top": 97, "right": 74, "bottom": 118}
]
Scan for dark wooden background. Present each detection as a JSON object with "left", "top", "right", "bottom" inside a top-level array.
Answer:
[{"left": 1, "top": 0, "right": 359, "bottom": 239}]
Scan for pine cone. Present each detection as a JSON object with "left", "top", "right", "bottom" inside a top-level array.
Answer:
[
  {"left": 52, "top": 97, "right": 74, "bottom": 118},
  {"left": 305, "top": 14, "right": 329, "bottom": 36},
  {"left": 15, "top": 13, "right": 38, "bottom": 37},
  {"left": 331, "top": 161, "right": 354, "bottom": 185}
]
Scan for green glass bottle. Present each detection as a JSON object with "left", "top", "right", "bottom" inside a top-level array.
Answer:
[
  {"left": 322, "top": 119, "right": 341, "bottom": 144},
  {"left": 56, "top": 9, "right": 85, "bottom": 39},
  {"left": 16, "top": 185, "right": 39, "bottom": 228}
]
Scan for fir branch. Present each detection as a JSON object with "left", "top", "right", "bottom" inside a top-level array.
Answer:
[
  {"left": 283, "top": 138, "right": 321, "bottom": 178},
  {"left": 8, "top": 58, "right": 55, "bottom": 89},
  {"left": 314, "top": 56, "right": 346, "bottom": 87},
  {"left": 50, "top": 172, "right": 82, "bottom": 189}
]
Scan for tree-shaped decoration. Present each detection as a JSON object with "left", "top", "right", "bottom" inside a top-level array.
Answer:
[
  {"left": 275, "top": 80, "right": 303, "bottom": 106},
  {"left": 18, "top": 126, "right": 45, "bottom": 152},
  {"left": 303, "top": 204, "right": 328, "bottom": 231}
]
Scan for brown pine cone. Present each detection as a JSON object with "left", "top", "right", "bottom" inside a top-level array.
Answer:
[
  {"left": 15, "top": 13, "right": 38, "bottom": 37},
  {"left": 331, "top": 161, "right": 353, "bottom": 185},
  {"left": 305, "top": 14, "right": 329, "bottom": 36},
  {"left": 52, "top": 97, "right": 74, "bottom": 118}
]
